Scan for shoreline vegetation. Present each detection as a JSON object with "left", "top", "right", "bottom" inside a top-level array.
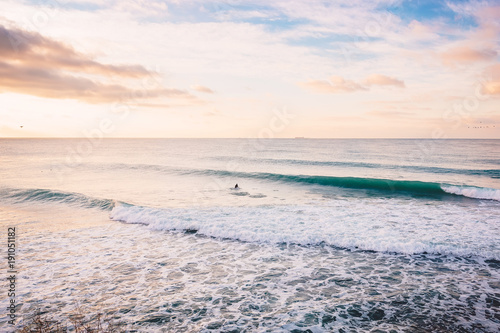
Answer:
[{"left": 18, "top": 307, "right": 122, "bottom": 333}]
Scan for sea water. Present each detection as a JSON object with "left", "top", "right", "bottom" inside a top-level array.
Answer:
[{"left": 0, "top": 139, "right": 499, "bottom": 332}]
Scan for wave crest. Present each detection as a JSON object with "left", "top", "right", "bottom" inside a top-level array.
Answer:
[
  {"left": 441, "top": 185, "right": 500, "bottom": 201},
  {"left": 0, "top": 188, "right": 115, "bottom": 210},
  {"left": 110, "top": 202, "right": 500, "bottom": 260}
]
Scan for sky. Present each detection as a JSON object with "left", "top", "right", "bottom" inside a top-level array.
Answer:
[{"left": 0, "top": 0, "right": 499, "bottom": 138}]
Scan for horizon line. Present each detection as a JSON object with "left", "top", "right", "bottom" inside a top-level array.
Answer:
[{"left": 1, "top": 137, "right": 499, "bottom": 140}]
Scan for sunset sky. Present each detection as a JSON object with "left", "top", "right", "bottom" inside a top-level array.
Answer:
[{"left": 1, "top": 0, "right": 499, "bottom": 138}]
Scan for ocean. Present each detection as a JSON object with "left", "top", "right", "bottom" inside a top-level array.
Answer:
[{"left": 0, "top": 138, "right": 499, "bottom": 332}]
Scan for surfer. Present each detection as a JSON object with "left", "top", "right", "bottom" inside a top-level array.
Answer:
[{"left": 234, "top": 184, "right": 239, "bottom": 189}]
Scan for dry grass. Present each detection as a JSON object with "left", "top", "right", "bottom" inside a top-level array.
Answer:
[{"left": 19, "top": 306, "right": 123, "bottom": 333}]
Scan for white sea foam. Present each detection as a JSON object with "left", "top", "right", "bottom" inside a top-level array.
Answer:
[
  {"left": 6, "top": 202, "right": 500, "bottom": 332},
  {"left": 110, "top": 198, "right": 500, "bottom": 260},
  {"left": 441, "top": 185, "right": 500, "bottom": 201}
]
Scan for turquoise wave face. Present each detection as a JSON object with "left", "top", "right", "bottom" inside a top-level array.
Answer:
[
  {"left": 68, "top": 162, "right": 498, "bottom": 201},
  {"left": 2, "top": 170, "right": 499, "bottom": 217},
  {"left": 183, "top": 169, "right": 499, "bottom": 200},
  {"left": 231, "top": 173, "right": 446, "bottom": 194}
]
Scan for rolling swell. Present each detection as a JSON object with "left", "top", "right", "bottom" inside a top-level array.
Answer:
[
  {"left": 211, "top": 156, "right": 500, "bottom": 178},
  {"left": 187, "top": 169, "right": 500, "bottom": 201},
  {"left": 0, "top": 187, "right": 115, "bottom": 210},
  {"left": 98, "top": 163, "right": 500, "bottom": 201}
]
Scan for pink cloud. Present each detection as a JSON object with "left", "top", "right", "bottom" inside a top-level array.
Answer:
[
  {"left": 475, "top": 6, "right": 500, "bottom": 41},
  {"left": 300, "top": 74, "right": 404, "bottom": 94},
  {"left": 299, "top": 76, "right": 366, "bottom": 93},
  {"left": 477, "top": 5, "right": 500, "bottom": 21},
  {"left": 364, "top": 74, "right": 405, "bottom": 88},
  {"left": 0, "top": 23, "right": 199, "bottom": 104},
  {"left": 407, "top": 20, "right": 438, "bottom": 40},
  {"left": 0, "top": 24, "right": 150, "bottom": 78},
  {"left": 191, "top": 84, "right": 215, "bottom": 94},
  {"left": 365, "top": 110, "right": 414, "bottom": 118},
  {"left": 440, "top": 46, "right": 497, "bottom": 66},
  {"left": 481, "top": 64, "right": 500, "bottom": 95},
  {"left": 483, "top": 82, "right": 500, "bottom": 95}
]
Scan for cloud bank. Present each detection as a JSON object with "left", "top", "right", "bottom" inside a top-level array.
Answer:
[
  {"left": 440, "top": 46, "right": 497, "bottom": 66},
  {"left": 0, "top": 23, "right": 197, "bottom": 104},
  {"left": 191, "top": 84, "right": 215, "bottom": 94},
  {"left": 300, "top": 74, "right": 405, "bottom": 94}
]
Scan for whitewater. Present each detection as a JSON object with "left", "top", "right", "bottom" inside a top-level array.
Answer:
[{"left": 0, "top": 138, "right": 499, "bottom": 332}]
